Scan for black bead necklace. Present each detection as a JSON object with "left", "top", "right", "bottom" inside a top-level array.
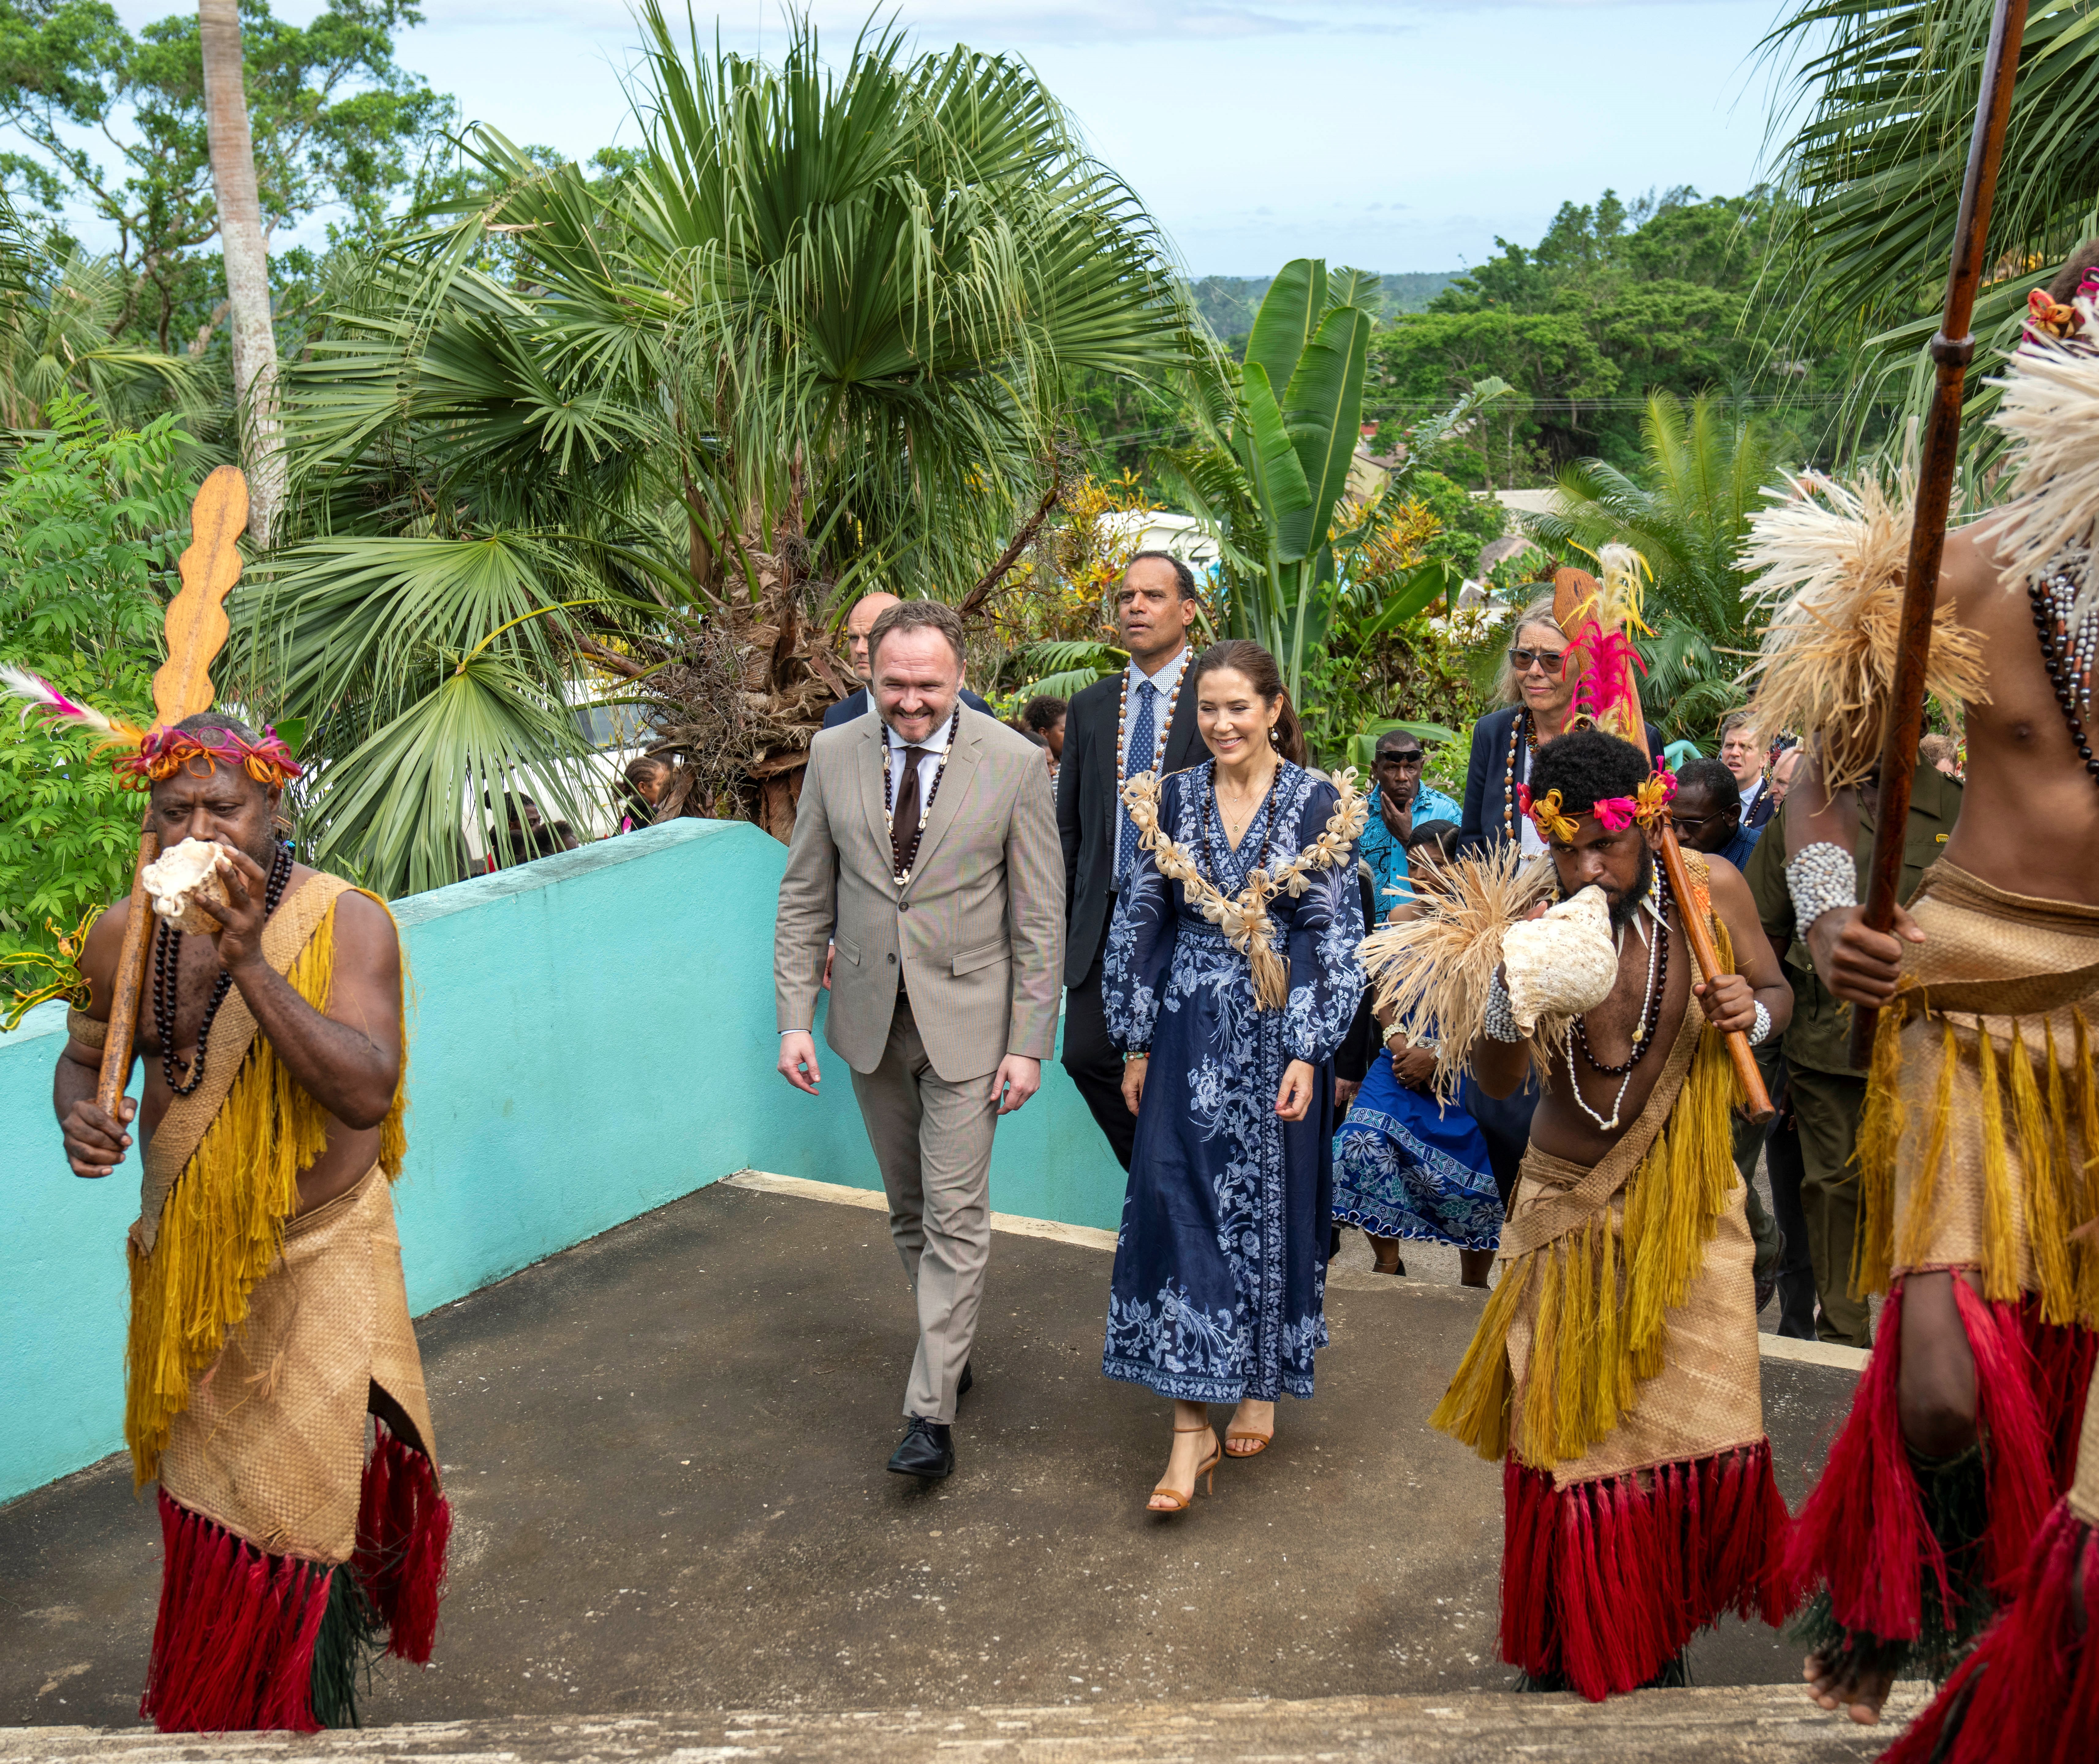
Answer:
[
  {"left": 2028, "top": 565, "right": 2099, "bottom": 786},
  {"left": 153, "top": 841, "right": 294, "bottom": 1097},
  {"left": 1570, "top": 864, "right": 1672, "bottom": 1077},
  {"left": 881, "top": 707, "right": 962, "bottom": 882}
]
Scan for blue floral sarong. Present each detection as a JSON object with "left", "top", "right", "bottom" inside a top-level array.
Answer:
[
  {"left": 1101, "top": 761, "right": 1364, "bottom": 1402},
  {"left": 1333, "top": 1046, "right": 1504, "bottom": 1251}
]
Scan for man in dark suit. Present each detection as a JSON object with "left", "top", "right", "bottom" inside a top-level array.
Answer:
[
  {"left": 1055, "top": 552, "right": 1203, "bottom": 1169},
  {"left": 824, "top": 590, "right": 992, "bottom": 728}
]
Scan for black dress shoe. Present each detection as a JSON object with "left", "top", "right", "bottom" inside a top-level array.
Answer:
[
  {"left": 888, "top": 1416, "right": 954, "bottom": 1479},
  {"left": 958, "top": 1361, "right": 973, "bottom": 1400}
]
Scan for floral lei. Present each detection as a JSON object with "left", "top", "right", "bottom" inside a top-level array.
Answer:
[
  {"left": 1120, "top": 762, "right": 1368, "bottom": 1011},
  {"left": 1515, "top": 765, "right": 1676, "bottom": 843}
]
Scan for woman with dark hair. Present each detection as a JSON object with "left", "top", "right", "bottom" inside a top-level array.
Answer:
[{"left": 1101, "top": 639, "right": 1367, "bottom": 1513}]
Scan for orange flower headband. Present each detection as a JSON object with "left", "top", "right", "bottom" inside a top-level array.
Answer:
[
  {"left": 1517, "top": 766, "right": 1676, "bottom": 842},
  {"left": 1, "top": 666, "right": 301, "bottom": 790}
]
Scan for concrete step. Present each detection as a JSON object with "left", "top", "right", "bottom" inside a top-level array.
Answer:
[{"left": 0, "top": 1686, "right": 1936, "bottom": 1762}]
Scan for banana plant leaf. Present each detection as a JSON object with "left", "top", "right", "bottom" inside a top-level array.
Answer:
[
  {"left": 1245, "top": 259, "right": 1326, "bottom": 407},
  {"left": 1282, "top": 303, "right": 1372, "bottom": 550},
  {"left": 1238, "top": 361, "right": 1315, "bottom": 565}
]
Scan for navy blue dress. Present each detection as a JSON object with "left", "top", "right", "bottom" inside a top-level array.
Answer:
[{"left": 1101, "top": 761, "right": 1365, "bottom": 1403}]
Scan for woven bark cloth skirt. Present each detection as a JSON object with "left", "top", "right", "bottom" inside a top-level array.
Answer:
[
  {"left": 143, "top": 1165, "right": 449, "bottom": 1733},
  {"left": 1788, "top": 864, "right": 2099, "bottom": 1682},
  {"left": 1495, "top": 1146, "right": 1789, "bottom": 1700}
]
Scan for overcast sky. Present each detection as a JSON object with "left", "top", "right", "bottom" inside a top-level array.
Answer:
[{"left": 111, "top": 0, "right": 1797, "bottom": 275}]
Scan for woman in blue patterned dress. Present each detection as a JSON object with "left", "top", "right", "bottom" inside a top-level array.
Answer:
[
  {"left": 1332, "top": 822, "right": 1504, "bottom": 1286},
  {"left": 1103, "top": 640, "right": 1366, "bottom": 1514}
]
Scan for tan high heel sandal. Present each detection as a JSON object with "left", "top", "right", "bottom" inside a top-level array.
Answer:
[
  {"left": 1225, "top": 1406, "right": 1274, "bottom": 1457},
  {"left": 1148, "top": 1425, "right": 1221, "bottom": 1514}
]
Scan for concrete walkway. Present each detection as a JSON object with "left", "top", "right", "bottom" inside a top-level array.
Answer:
[{"left": 1, "top": 1177, "right": 1865, "bottom": 1732}]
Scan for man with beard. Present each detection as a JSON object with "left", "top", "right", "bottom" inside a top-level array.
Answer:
[
  {"left": 54, "top": 712, "right": 447, "bottom": 1732},
  {"left": 1399, "top": 729, "right": 1794, "bottom": 1699}
]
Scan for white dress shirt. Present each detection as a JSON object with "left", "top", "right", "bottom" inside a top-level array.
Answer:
[{"left": 886, "top": 712, "right": 954, "bottom": 832}]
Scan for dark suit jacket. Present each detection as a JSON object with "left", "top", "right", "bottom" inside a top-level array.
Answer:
[
  {"left": 1742, "top": 777, "right": 1776, "bottom": 830},
  {"left": 1458, "top": 706, "right": 1668, "bottom": 855},
  {"left": 822, "top": 684, "right": 992, "bottom": 730},
  {"left": 1056, "top": 662, "right": 1203, "bottom": 986}
]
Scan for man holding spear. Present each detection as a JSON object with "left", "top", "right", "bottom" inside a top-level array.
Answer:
[
  {"left": 19, "top": 467, "right": 450, "bottom": 1732},
  {"left": 1748, "top": 247, "right": 2099, "bottom": 1739},
  {"left": 1362, "top": 548, "right": 1797, "bottom": 1700}
]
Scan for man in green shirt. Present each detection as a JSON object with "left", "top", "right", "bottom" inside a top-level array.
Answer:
[{"left": 1740, "top": 755, "right": 1963, "bottom": 1346}]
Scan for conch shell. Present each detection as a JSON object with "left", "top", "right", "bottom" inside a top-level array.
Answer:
[
  {"left": 1501, "top": 884, "right": 1617, "bottom": 1033},
  {"left": 142, "top": 837, "right": 231, "bottom": 936}
]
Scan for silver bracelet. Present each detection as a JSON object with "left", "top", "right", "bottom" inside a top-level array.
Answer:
[
  {"left": 1785, "top": 841, "right": 1857, "bottom": 934},
  {"left": 1484, "top": 972, "right": 1522, "bottom": 1043},
  {"left": 1747, "top": 1000, "right": 1772, "bottom": 1047}
]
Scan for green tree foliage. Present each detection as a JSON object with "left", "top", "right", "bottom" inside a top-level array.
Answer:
[
  {"left": 0, "top": 396, "right": 192, "bottom": 962},
  {"left": 0, "top": 0, "right": 456, "bottom": 351},
  {"left": 1371, "top": 187, "right": 1857, "bottom": 480},
  {"left": 1525, "top": 391, "right": 1779, "bottom": 744},
  {"left": 250, "top": 3, "right": 1197, "bottom": 897},
  {"left": 1762, "top": 0, "right": 2099, "bottom": 459}
]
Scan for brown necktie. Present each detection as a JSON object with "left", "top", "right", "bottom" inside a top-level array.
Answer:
[{"left": 891, "top": 746, "right": 930, "bottom": 874}]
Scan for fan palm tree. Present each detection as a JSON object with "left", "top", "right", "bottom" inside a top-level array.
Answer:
[
  {"left": 1525, "top": 391, "right": 1781, "bottom": 742},
  {"left": 1761, "top": 0, "right": 2099, "bottom": 452},
  {"left": 244, "top": 2, "right": 1199, "bottom": 897}
]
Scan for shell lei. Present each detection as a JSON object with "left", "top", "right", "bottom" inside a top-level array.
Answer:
[{"left": 1121, "top": 765, "right": 1369, "bottom": 1012}]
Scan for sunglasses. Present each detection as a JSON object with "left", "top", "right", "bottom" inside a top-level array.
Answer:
[
  {"left": 1379, "top": 750, "right": 1425, "bottom": 766},
  {"left": 1511, "top": 647, "right": 1568, "bottom": 676},
  {"left": 1670, "top": 808, "right": 1735, "bottom": 834}
]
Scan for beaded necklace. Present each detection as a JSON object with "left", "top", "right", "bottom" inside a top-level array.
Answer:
[
  {"left": 1564, "top": 864, "right": 1671, "bottom": 1132},
  {"left": 2029, "top": 562, "right": 2099, "bottom": 786},
  {"left": 152, "top": 840, "right": 294, "bottom": 1097},
  {"left": 882, "top": 707, "right": 963, "bottom": 884},
  {"left": 1500, "top": 708, "right": 1534, "bottom": 843},
  {"left": 1117, "top": 654, "right": 1185, "bottom": 785}
]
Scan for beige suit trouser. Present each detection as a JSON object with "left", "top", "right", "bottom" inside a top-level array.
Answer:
[{"left": 850, "top": 999, "right": 999, "bottom": 1423}]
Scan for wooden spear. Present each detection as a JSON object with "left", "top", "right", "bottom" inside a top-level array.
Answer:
[
  {"left": 89, "top": 466, "right": 251, "bottom": 1143},
  {"left": 1658, "top": 822, "right": 1774, "bottom": 1124},
  {"left": 1847, "top": 0, "right": 2030, "bottom": 1068}
]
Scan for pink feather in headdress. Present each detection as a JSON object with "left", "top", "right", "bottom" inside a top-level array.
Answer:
[
  {"left": 1563, "top": 544, "right": 1652, "bottom": 746},
  {"left": 0, "top": 663, "right": 145, "bottom": 750}
]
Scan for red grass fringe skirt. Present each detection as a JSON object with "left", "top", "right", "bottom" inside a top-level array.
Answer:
[{"left": 140, "top": 1421, "right": 450, "bottom": 1733}]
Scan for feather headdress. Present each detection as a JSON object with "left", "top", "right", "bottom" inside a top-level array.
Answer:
[
  {"left": 1991, "top": 304, "right": 2099, "bottom": 622},
  {"left": 1740, "top": 471, "right": 1988, "bottom": 791},
  {"left": 1357, "top": 844, "right": 1557, "bottom": 1102},
  {"left": 0, "top": 664, "right": 146, "bottom": 751},
  {"left": 1561, "top": 545, "right": 1653, "bottom": 745},
  {"left": 0, "top": 663, "right": 298, "bottom": 787}
]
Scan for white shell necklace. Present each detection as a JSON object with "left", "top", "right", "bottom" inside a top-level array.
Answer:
[{"left": 1565, "top": 875, "right": 1667, "bottom": 1133}]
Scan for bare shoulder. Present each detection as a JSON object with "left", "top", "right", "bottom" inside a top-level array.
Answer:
[
  {"left": 331, "top": 887, "right": 404, "bottom": 975},
  {"left": 1701, "top": 853, "right": 1761, "bottom": 934},
  {"left": 1943, "top": 516, "right": 2021, "bottom": 623}
]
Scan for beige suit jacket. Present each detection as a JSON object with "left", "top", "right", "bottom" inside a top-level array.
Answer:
[{"left": 775, "top": 704, "right": 1066, "bottom": 1083}]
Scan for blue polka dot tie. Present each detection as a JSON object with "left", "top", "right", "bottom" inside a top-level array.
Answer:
[{"left": 1117, "top": 678, "right": 1156, "bottom": 888}]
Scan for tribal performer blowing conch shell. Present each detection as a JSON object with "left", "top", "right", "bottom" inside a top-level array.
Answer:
[
  {"left": 19, "top": 466, "right": 449, "bottom": 1734},
  {"left": 1362, "top": 566, "right": 1799, "bottom": 1700},
  {"left": 1745, "top": 254, "right": 2099, "bottom": 1755}
]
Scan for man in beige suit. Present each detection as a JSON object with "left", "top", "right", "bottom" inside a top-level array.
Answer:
[{"left": 775, "top": 600, "right": 1064, "bottom": 1479}]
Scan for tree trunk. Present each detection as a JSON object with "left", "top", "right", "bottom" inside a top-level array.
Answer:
[{"left": 198, "top": 0, "right": 284, "bottom": 547}]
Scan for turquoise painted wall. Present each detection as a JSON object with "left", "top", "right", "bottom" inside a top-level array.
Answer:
[{"left": 0, "top": 819, "right": 1125, "bottom": 1505}]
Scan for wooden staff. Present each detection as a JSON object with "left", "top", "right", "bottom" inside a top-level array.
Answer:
[
  {"left": 93, "top": 818, "right": 160, "bottom": 1126},
  {"left": 85, "top": 467, "right": 250, "bottom": 1153},
  {"left": 1849, "top": 0, "right": 2030, "bottom": 1067},
  {"left": 1658, "top": 822, "right": 1774, "bottom": 1124}
]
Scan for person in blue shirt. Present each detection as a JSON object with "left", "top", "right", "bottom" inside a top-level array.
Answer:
[
  {"left": 1358, "top": 727, "right": 1461, "bottom": 914},
  {"left": 1669, "top": 754, "right": 1761, "bottom": 873}
]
